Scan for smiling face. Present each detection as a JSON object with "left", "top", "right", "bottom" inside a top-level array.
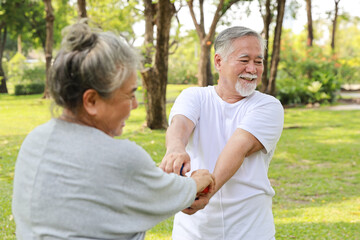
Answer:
[
  {"left": 94, "top": 72, "right": 138, "bottom": 137},
  {"left": 215, "top": 36, "right": 264, "bottom": 99}
]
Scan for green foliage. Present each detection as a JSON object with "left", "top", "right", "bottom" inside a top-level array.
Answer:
[
  {"left": 276, "top": 31, "right": 347, "bottom": 105},
  {"left": 1, "top": 0, "right": 46, "bottom": 51},
  {"left": 335, "top": 18, "right": 360, "bottom": 85},
  {"left": 7, "top": 53, "right": 27, "bottom": 84},
  {"left": 168, "top": 30, "right": 200, "bottom": 84},
  {"left": 7, "top": 53, "right": 45, "bottom": 87},
  {"left": 53, "top": 0, "right": 76, "bottom": 48},
  {"left": 86, "top": 0, "right": 139, "bottom": 42},
  {"left": 14, "top": 83, "right": 45, "bottom": 95},
  {"left": 23, "top": 63, "right": 46, "bottom": 84}
]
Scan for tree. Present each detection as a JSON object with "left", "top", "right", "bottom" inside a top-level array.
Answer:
[
  {"left": 306, "top": 0, "right": 313, "bottom": 47},
  {"left": 0, "top": 0, "right": 30, "bottom": 93},
  {"left": 263, "top": 0, "right": 286, "bottom": 96},
  {"left": 259, "top": 0, "right": 273, "bottom": 93},
  {"left": 141, "top": 0, "right": 176, "bottom": 129},
  {"left": 85, "top": 0, "right": 138, "bottom": 44},
  {"left": 0, "top": 23, "right": 8, "bottom": 93},
  {"left": 331, "top": 0, "right": 340, "bottom": 51},
  {"left": 43, "top": 0, "right": 55, "bottom": 98},
  {"left": 77, "top": 0, "right": 87, "bottom": 18},
  {"left": 187, "top": 0, "right": 241, "bottom": 86}
]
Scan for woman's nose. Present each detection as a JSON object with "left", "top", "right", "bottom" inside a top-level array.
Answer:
[{"left": 132, "top": 97, "right": 138, "bottom": 110}]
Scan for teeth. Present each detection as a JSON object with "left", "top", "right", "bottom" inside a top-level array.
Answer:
[{"left": 239, "top": 75, "right": 257, "bottom": 81}]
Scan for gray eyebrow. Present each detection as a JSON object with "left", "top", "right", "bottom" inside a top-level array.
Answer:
[{"left": 238, "top": 54, "right": 264, "bottom": 59}]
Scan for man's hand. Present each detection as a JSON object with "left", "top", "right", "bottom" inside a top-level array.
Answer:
[
  {"left": 160, "top": 151, "right": 191, "bottom": 175},
  {"left": 160, "top": 115, "right": 195, "bottom": 175}
]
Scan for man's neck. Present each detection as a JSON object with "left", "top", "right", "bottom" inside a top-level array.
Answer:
[{"left": 214, "top": 84, "right": 245, "bottom": 104}]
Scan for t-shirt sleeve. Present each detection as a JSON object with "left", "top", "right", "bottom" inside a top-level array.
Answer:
[
  {"left": 169, "top": 87, "right": 201, "bottom": 126},
  {"left": 237, "top": 99, "right": 284, "bottom": 153}
]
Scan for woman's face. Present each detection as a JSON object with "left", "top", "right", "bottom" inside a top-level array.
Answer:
[{"left": 95, "top": 72, "right": 138, "bottom": 137}]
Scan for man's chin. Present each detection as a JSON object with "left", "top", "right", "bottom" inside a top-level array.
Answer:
[{"left": 235, "top": 81, "right": 257, "bottom": 97}]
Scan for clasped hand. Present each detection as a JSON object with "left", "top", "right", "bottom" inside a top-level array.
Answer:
[{"left": 160, "top": 151, "right": 215, "bottom": 215}]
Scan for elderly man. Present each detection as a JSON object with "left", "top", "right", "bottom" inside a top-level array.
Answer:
[{"left": 160, "top": 26, "right": 284, "bottom": 240}]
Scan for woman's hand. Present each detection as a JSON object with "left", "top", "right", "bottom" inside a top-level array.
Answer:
[{"left": 183, "top": 170, "right": 215, "bottom": 215}]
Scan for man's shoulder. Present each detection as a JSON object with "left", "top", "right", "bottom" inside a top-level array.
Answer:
[
  {"left": 177, "top": 86, "right": 214, "bottom": 102},
  {"left": 181, "top": 86, "right": 213, "bottom": 94},
  {"left": 248, "top": 91, "right": 282, "bottom": 105}
]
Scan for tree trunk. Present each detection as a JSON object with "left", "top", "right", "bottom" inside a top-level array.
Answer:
[
  {"left": 197, "top": 43, "right": 213, "bottom": 86},
  {"left": 331, "top": 0, "right": 340, "bottom": 51},
  {"left": 43, "top": 0, "right": 54, "bottom": 99},
  {"left": 140, "top": 0, "right": 175, "bottom": 129},
  {"left": 17, "top": 35, "right": 22, "bottom": 53},
  {"left": 0, "top": 24, "right": 8, "bottom": 94},
  {"left": 206, "top": 53, "right": 213, "bottom": 85},
  {"left": 266, "top": 0, "right": 286, "bottom": 96},
  {"left": 77, "top": 0, "right": 87, "bottom": 19},
  {"left": 306, "top": 0, "right": 313, "bottom": 47},
  {"left": 260, "top": 0, "right": 272, "bottom": 92},
  {"left": 187, "top": 0, "right": 240, "bottom": 86}
]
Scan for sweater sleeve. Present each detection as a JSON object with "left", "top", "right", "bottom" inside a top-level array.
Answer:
[{"left": 92, "top": 139, "right": 197, "bottom": 233}]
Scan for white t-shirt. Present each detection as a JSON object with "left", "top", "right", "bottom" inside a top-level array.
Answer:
[{"left": 169, "top": 86, "right": 284, "bottom": 240}]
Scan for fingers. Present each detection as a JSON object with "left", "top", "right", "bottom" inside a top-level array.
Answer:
[
  {"left": 191, "top": 169, "right": 216, "bottom": 194},
  {"left": 160, "top": 152, "right": 190, "bottom": 175},
  {"left": 173, "top": 158, "right": 185, "bottom": 175},
  {"left": 182, "top": 195, "right": 209, "bottom": 215}
]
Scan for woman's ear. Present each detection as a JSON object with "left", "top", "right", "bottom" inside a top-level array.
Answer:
[{"left": 82, "top": 89, "right": 101, "bottom": 116}]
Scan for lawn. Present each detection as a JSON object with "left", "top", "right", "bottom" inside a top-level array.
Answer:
[{"left": 0, "top": 86, "right": 359, "bottom": 239}]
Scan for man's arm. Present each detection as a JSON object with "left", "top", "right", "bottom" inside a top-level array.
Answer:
[
  {"left": 159, "top": 115, "right": 195, "bottom": 175},
  {"left": 211, "top": 128, "right": 263, "bottom": 194}
]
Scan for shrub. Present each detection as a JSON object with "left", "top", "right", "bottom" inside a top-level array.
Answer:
[
  {"left": 23, "top": 65, "right": 46, "bottom": 84},
  {"left": 7, "top": 52, "right": 46, "bottom": 91},
  {"left": 276, "top": 36, "right": 344, "bottom": 105},
  {"left": 8, "top": 52, "right": 27, "bottom": 84},
  {"left": 14, "top": 83, "right": 45, "bottom": 95},
  {"left": 276, "top": 77, "right": 309, "bottom": 105}
]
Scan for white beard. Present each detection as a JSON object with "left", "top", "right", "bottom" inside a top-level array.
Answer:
[{"left": 235, "top": 74, "right": 258, "bottom": 97}]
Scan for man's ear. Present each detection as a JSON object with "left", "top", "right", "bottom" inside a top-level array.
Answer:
[
  {"left": 214, "top": 53, "right": 222, "bottom": 71},
  {"left": 82, "top": 89, "right": 100, "bottom": 116}
]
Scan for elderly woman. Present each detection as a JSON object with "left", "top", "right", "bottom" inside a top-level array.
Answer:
[{"left": 12, "top": 22, "right": 214, "bottom": 239}]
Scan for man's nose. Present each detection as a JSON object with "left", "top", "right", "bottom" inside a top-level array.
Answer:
[{"left": 246, "top": 62, "right": 257, "bottom": 74}]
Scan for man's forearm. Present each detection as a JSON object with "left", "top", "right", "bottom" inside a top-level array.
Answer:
[
  {"left": 212, "top": 128, "right": 263, "bottom": 194},
  {"left": 160, "top": 115, "right": 195, "bottom": 174}
]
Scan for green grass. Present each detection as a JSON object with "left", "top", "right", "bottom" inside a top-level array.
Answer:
[{"left": 1, "top": 87, "right": 359, "bottom": 239}]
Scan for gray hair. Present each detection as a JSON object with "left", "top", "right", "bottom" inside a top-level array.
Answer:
[
  {"left": 214, "top": 26, "right": 266, "bottom": 61},
  {"left": 49, "top": 21, "right": 140, "bottom": 113}
]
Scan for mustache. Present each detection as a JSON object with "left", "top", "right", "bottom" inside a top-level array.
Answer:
[{"left": 238, "top": 74, "right": 257, "bottom": 80}]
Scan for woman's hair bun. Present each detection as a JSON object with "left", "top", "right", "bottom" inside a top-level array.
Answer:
[{"left": 61, "top": 20, "right": 97, "bottom": 52}]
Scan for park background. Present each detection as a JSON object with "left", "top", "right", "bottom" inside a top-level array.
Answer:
[{"left": 1, "top": 0, "right": 359, "bottom": 239}]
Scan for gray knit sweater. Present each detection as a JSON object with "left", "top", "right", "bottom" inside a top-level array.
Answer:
[{"left": 12, "top": 118, "right": 196, "bottom": 239}]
